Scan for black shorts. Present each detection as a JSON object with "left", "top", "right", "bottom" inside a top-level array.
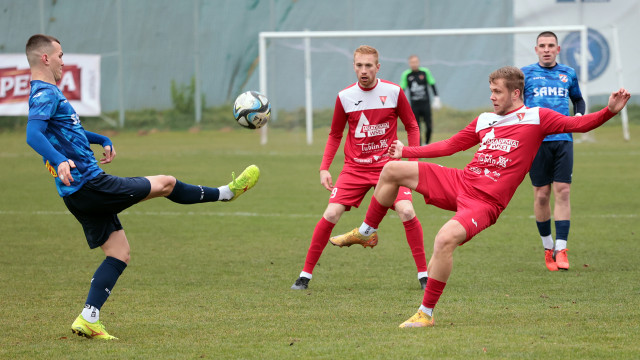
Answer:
[
  {"left": 63, "top": 173, "right": 151, "bottom": 249},
  {"left": 529, "top": 141, "right": 573, "bottom": 187},
  {"left": 411, "top": 101, "right": 431, "bottom": 121}
]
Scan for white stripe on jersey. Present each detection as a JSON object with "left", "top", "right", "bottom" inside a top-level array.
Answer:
[
  {"left": 476, "top": 106, "right": 541, "bottom": 132},
  {"left": 339, "top": 79, "right": 400, "bottom": 113}
]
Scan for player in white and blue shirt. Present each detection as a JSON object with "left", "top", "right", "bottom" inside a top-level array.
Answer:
[
  {"left": 521, "top": 31, "right": 585, "bottom": 272},
  {"left": 25, "top": 34, "right": 259, "bottom": 340}
]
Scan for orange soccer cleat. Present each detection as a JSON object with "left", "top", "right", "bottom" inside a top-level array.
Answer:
[
  {"left": 545, "top": 249, "right": 558, "bottom": 271},
  {"left": 555, "top": 249, "right": 569, "bottom": 270}
]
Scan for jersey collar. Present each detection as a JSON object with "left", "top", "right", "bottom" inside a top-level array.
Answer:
[{"left": 357, "top": 78, "right": 379, "bottom": 92}]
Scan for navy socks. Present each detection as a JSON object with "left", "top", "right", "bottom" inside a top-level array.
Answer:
[
  {"left": 536, "top": 219, "right": 552, "bottom": 237},
  {"left": 167, "top": 180, "right": 220, "bottom": 204},
  {"left": 555, "top": 220, "right": 570, "bottom": 241},
  {"left": 85, "top": 256, "right": 127, "bottom": 310}
]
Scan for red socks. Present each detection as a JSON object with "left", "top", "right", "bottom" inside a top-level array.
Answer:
[
  {"left": 364, "top": 196, "right": 390, "bottom": 229},
  {"left": 403, "top": 217, "right": 427, "bottom": 273},
  {"left": 302, "top": 217, "right": 336, "bottom": 274},
  {"left": 422, "top": 277, "right": 447, "bottom": 308}
]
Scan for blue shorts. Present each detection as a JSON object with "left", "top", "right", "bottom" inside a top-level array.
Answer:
[
  {"left": 529, "top": 141, "right": 573, "bottom": 187},
  {"left": 63, "top": 173, "right": 151, "bottom": 249}
]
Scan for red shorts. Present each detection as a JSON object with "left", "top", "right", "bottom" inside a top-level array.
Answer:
[
  {"left": 329, "top": 168, "right": 412, "bottom": 211},
  {"left": 416, "top": 162, "right": 504, "bottom": 243}
]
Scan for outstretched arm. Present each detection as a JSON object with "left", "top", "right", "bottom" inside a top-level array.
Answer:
[
  {"left": 390, "top": 118, "right": 480, "bottom": 159},
  {"left": 542, "top": 88, "right": 630, "bottom": 135}
]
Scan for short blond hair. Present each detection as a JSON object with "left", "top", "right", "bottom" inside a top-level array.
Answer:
[
  {"left": 354, "top": 45, "right": 379, "bottom": 64},
  {"left": 489, "top": 66, "right": 524, "bottom": 100}
]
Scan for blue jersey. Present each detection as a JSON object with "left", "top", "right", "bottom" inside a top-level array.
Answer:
[
  {"left": 521, "top": 63, "right": 582, "bottom": 142},
  {"left": 28, "top": 80, "right": 102, "bottom": 197}
]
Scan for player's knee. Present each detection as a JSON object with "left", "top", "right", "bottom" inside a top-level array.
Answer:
[
  {"left": 119, "top": 251, "right": 130, "bottom": 265},
  {"left": 396, "top": 206, "right": 416, "bottom": 222},
  {"left": 164, "top": 175, "right": 177, "bottom": 193},
  {"left": 106, "top": 245, "right": 130, "bottom": 264},
  {"left": 534, "top": 190, "right": 550, "bottom": 206},
  {"left": 380, "top": 162, "right": 400, "bottom": 182},
  {"left": 433, "top": 231, "right": 459, "bottom": 256},
  {"left": 322, "top": 210, "right": 342, "bottom": 223},
  {"left": 555, "top": 185, "right": 571, "bottom": 202}
]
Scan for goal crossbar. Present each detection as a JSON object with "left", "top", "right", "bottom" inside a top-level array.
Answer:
[{"left": 258, "top": 26, "right": 590, "bottom": 145}]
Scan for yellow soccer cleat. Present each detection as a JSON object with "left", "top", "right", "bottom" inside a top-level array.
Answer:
[
  {"left": 329, "top": 228, "right": 378, "bottom": 248},
  {"left": 399, "top": 310, "right": 434, "bottom": 328},
  {"left": 71, "top": 314, "right": 118, "bottom": 340},
  {"left": 227, "top": 165, "right": 260, "bottom": 201}
]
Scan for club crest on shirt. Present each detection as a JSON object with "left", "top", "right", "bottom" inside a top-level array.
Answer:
[
  {"left": 517, "top": 112, "right": 525, "bottom": 121},
  {"left": 559, "top": 74, "right": 568, "bottom": 83},
  {"left": 379, "top": 96, "right": 387, "bottom": 105}
]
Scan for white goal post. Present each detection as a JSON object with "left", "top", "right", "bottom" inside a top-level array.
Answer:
[{"left": 258, "top": 26, "right": 597, "bottom": 145}]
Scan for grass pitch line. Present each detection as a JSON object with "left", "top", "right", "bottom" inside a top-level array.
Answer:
[{"left": 0, "top": 209, "right": 637, "bottom": 220}]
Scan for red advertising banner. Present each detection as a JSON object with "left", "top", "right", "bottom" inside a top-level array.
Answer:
[{"left": 0, "top": 54, "right": 100, "bottom": 116}]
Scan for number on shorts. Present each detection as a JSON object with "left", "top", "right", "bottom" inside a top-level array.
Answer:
[{"left": 330, "top": 187, "right": 338, "bottom": 199}]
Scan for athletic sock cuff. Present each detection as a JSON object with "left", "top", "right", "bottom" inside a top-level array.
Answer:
[
  {"left": 555, "top": 220, "right": 570, "bottom": 241},
  {"left": 364, "top": 196, "right": 390, "bottom": 229},
  {"left": 105, "top": 256, "right": 127, "bottom": 275},
  {"left": 536, "top": 219, "right": 552, "bottom": 237},
  {"left": 422, "top": 278, "right": 447, "bottom": 308}
]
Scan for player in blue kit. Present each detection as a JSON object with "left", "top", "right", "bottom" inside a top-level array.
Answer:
[
  {"left": 521, "top": 31, "right": 585, "bottom": 271},
  {"left": 25, "top": 34, "right": 260, "bottom": 340}
]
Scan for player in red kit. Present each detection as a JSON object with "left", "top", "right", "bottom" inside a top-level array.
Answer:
[
  {"left": 291, "top": 45, "right": 426, "bottom": 290},
  {"left": 332, "top": 66, "right": 630, "bottom": 327}
]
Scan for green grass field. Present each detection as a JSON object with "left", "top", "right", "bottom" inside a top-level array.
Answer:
[{"left": 1, "top": 124, "right": 639, "bottom": 359}]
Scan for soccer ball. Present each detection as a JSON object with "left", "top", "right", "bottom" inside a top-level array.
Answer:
[{"left": 233, "top": 91, "right": 271, "bottom": 129}]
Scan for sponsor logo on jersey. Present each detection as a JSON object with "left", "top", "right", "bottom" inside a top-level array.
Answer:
[
  {"left": 478, "top": 128, "right": 519, "bottom": 152},
  {"left": 484, "top": 138, "right": 519, "bottom": 152},
  {"left": 45, "top": 160, "right": 57, "bottom": 177},
  {"left": 477, "top": 153, "right": 512, "bottom": 168},
  {"left": 483, "top": 168, "right": 501, "bottom": 182},
  {"left": 361, "top": 122, "right": 389, "bottom": 137},
  {"left": 358, "top": 139, "right": 389, "bottom": 153},
  {"left": 353, "top": 157, "right": 373, "bottom": 164},
  {"left": 533, "top": 87, "right": 569, "bottom": 97},
  {"left": 559, "top": 74, "right": 568, "bottom": 83},
  {"left": 354, "top": 100, "right": 362, "bottom": 106},
  {"left": 379, "top": 96, "right": 387, "bottom": 105}
]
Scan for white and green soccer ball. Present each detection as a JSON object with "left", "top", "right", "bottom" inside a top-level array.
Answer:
[{"left": 233, "top": 91, "right": 271, "bottom": 129}]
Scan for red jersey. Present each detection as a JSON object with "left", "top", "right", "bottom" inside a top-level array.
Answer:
[
  {"left": 403, "top": 106, "right": 616, "bottom": 209},
  {"left": 320, "top": 79, "right": 420, "bottom": 172}
]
